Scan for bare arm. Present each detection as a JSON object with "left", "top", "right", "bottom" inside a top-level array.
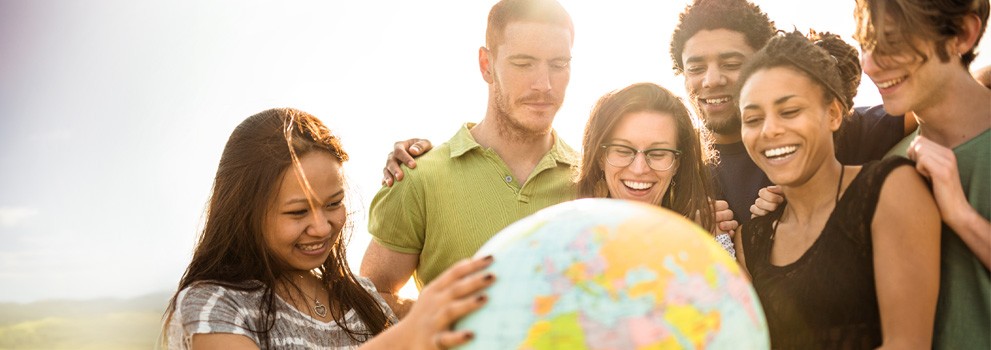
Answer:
[
  {"left": 908, "top": 135, "right": 991, "bottom": 268},
  {"left": 382, "top": 138, "right": 433, "bottom": 187},
  {"left": 360, "top": 257, "right": 496, "bottom": 350},
  {"left": 360, "top": 240, "right": 420, "bottom": 319},
  {"left": 873, "top": 165, "right": 941, "bottom": 349},
  {"left": 192, "top": 334, "right": 260, "bottom": 350}
]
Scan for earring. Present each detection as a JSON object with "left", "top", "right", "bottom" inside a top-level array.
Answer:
[
  {"left": 595, "top": 178, "right": 609, "bottom": 198},
  {"left": 667, "top": 180, "right": 676, "bottom": 206}
]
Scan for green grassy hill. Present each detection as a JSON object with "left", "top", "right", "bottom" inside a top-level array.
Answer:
[{"left": 0, "top": 292, "right": 171, "bottom": 350}]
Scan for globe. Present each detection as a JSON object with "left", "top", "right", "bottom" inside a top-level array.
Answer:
[{"left": 454, "top": 198, "right": 769, "bottom": 350}]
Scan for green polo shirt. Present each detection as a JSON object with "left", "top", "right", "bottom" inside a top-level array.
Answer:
[
  {"left": 368, "top": 123, "right": 578, "bottom": 289},
  {"left": 889, "top": 129, "right": 990, "bottom": 350}
]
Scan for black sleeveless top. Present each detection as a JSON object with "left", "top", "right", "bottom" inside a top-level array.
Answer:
[{"left": 742, "top": 157, "right": 914, "bottom": 349}]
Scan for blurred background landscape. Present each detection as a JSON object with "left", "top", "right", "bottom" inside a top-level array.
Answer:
[
  {"left": 1, "top": 0, "right": 986, "bottom": 348},
  {"left": 0, "top": 292, "right": 167, "bottom": 349}
]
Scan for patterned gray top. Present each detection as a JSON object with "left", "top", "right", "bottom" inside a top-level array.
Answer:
[{"left": 168, "top": 276, "right": 397, "bottom": 350}]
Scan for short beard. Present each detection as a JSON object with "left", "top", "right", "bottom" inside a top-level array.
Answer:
[
  {"left": 704, "top": 113, "right": 742, "bottom": 137},
  {"left": 493, "top": 82, "right": 551, "bottom": 144},
  {"left": 691, "top": 98, "right": 742, "bottom": 138}
]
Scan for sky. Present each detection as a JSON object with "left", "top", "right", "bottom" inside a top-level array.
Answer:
[{"left": 0, "top": 0, "right": 988, "bottom": 303}]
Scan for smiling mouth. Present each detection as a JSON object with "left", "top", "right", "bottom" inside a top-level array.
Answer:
[
  {"left": 875, "top": 76, "right": 906, "bottom": 89},
  {"left": 700, "top": 96, "right": 731, "bottom": 105},
  {"left": 764, "top": 145, "right": 797, "bottom": 159},
  {"left": 622, "top": 180, "right": 655, "bottom": 190},
  {"left": 297, "top": 240, "right": 328, "bottom": 252}
]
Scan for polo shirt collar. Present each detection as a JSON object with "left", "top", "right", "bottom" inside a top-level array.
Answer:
[{"left": 449, "top": 122, "right": 577, "bottom": 167}]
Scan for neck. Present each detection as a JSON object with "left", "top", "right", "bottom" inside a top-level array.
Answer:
[
  {"left": 779, "top": 159, "right": 844, "bottom": 226},
  {"left": 471, "top": 117, "right": 555, "bottom": 177},
  {"left": 915, "top": 69, "right": 991, "bottom": 148},
  {"left": 712, "top": 131, "right": 742, "bottom": 145}
]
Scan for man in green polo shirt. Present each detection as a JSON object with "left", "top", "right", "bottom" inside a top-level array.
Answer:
[{"left": 360, "top": 0, "right": 578, "bottom": 318}]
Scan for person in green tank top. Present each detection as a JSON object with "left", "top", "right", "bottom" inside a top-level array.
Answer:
[{"left": 855, "top": 0, "right": 991, "bottom": 348}]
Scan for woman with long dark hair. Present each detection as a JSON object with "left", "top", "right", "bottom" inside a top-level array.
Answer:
[{"left": 163, "top": 108, "right": 493, "bottom": 349}]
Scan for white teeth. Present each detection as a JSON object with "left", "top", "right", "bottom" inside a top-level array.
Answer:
[
  {"left": 622, "top": 180, "right": 654, "bottom": 190},
  {"left": 764, "top": 145, "right": 797, "bottom": 158},
  {"left": 703, "top": 97, "right": 731, "bottom": 105},
  {"left": 297, "top": 241, "right": 326, "bottom": 251},
  {"left": 876, "top": 76, "right": 905, "bottom": 89}
]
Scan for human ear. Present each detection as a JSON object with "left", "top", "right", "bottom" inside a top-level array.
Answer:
[
  {"left": 479, "top": 47, "right": 494, "bottom": 84},
  {"left": 951, "top": 13, "right": 983, "bottom": 58},
  {"left": 827, "top": 99, "right": 844, "bottom": 132}
]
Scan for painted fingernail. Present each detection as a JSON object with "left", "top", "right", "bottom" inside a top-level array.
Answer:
[
  {"left": 483, "top": 273, "right": 494, "bottom": 281},
  {"left": 476, "top": 294, "right": 487, "bottom": 303},
  {"left": 482, "top": 255, "right": 494, "bottom": 262},
  {"left": 464, "top": 332, "right": 475, "bottom": 340}
]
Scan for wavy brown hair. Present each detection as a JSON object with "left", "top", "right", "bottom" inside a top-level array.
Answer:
[
  {"left": 576, "top": 83, "right": 717, "bottom": 233},
  {"left": 855, "top": 0, "right": 989, "bottom": 69},
  {"left": 162, "top": 108, "right": 391, "bottom": 347}
]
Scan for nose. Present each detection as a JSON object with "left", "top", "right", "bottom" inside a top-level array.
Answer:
[
  {"left": 628, "top": 153, "right": 651, "bottom": 174},
  {"left": 530, "top": 64, "right": 552, "bottom": 92},
  {"left": 307, "top": 211, "right": 333, "bottom": 238},
  {"left": 702, "top": 66, "right": 726, "bottom": 88},
  {"left": 762, "top": 115, "right": 785, "bottom": 139}
]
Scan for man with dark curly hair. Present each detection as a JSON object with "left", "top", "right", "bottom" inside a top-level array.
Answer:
[
  {"left": 670, "top": 0, "right": 912, "bottom": 226},
  {"left": 668, "top": 0, "right": 777, "bottom": 227}
]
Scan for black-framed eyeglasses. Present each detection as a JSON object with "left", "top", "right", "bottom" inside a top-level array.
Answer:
[{"left": 600, "top": 144, "right": 681, "bottom": 171}]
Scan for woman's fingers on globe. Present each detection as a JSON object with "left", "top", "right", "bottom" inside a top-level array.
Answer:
[
  {"left": 433, "top": 330, "right": 475, "bottom": 350},
  {"left": 446, "top": 270, "right": 496, "bottom": 300},
  {"left": 435, "top": 293, "right": 489, "bottom": 328},
  {"left": 428, "top": 256, "right": 494, "bottom": 291}
]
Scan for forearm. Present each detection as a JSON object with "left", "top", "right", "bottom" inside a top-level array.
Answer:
[
  {"left": 946, "top": 207, "right": 991, "bottom": 269},
  {"left": 379, "top": 292, "right": 416, "bottom": 319}
]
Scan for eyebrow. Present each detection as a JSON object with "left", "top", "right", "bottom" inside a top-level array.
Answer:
[
  {"left": 506, "top": 54, "right": 572, "bottom": 61},
  {"left": 506, "top": 54, "right": 538, "bottom": 60},
  {"left": 685, "top": 51, "right": 747, "bottom": 64},
  {"left": 282, "top": 189, "right": 345, "bottom": 206},
  {"left": 607, "top": 138, "right": 675, "bottom": 147},
  {"left": 742, "top": 95, "right": 797, "bottom": 110}
]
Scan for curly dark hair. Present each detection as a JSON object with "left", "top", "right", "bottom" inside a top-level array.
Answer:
[
  {"left": 670, "top": 0, "right": 777, "bottom": 75},
  {"left": 735, "top": 30, "right": 862, "bottom": 116}
]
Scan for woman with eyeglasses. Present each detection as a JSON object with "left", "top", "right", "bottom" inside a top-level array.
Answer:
[{"left": 574, "top": 82, "right": 737, "bottom": 256}]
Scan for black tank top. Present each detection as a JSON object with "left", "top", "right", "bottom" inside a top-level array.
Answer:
[{"left": 742, "top": 157, "right": 914, "bottom": 349}]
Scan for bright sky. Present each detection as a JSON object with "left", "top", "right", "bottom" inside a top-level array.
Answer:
[{"left": 0, "top": 0, "right": 988, "bottom": 303}]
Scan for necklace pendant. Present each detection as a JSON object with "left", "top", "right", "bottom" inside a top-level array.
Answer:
[{"left": 313, "top": 300, "right": 328, "bottom": 318}]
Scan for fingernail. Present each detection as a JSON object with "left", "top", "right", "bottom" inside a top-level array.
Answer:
[
  {"left": 483, "top": 273, "right": 494, "bottom": 281},
  {"left": 476, "top": 294, "right": 487, "bottom": 302},
  {"left": 411, "top": 146, "right": 420, "bottom": 153},
  {"left": 482, "top": 255, "right": 494, "bottom": 262},
  {"left": 407, "top": 161, "right": 415, "bottom": 167},
  {"left": 464, "top": 332, "right": 475, "bottom": 340}
]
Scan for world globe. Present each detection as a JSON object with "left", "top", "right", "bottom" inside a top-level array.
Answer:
[{"left": 455, "top": 198, "right": 769, "bottom": 349}]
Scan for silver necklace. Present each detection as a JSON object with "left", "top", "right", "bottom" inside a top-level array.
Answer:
[{"left": 298, "top": 274, "right": 328, "bottom": 318}]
